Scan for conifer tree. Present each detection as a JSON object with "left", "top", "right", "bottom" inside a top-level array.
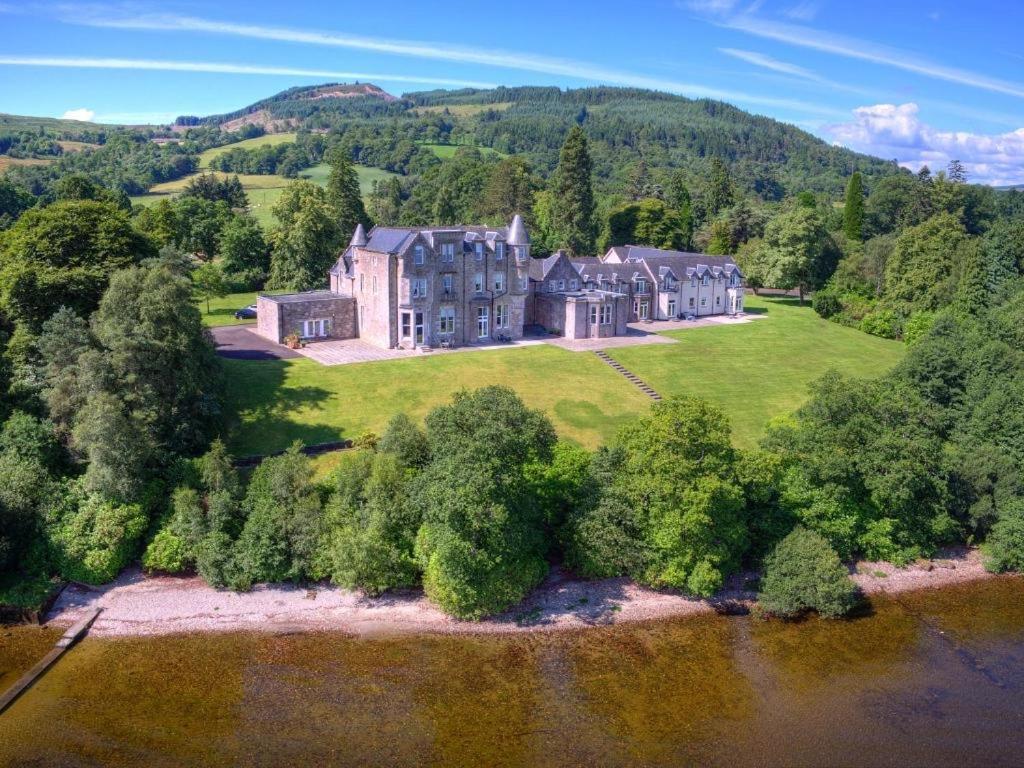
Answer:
[
  {"left": 325, "top": 147, "right": 371, "bottom": 235},
  {"left": 550, "top": 125, "right": 597, "bottom": 256},
  {"left": 843, "top": 172, "right": 865, "bottom": 242},
  {"left": 705, "top": 157, "right": 734, "bottom": 218}
]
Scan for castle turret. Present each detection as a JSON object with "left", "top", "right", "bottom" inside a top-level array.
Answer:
[
  {"left": 349, "top": 222, "right": 368, "bottom": 248},
  {"left": 508, "top": 214, "right": 530, "bottom": 265}
]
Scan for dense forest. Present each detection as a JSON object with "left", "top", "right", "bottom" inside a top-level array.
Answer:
[{"left": 0, "top": 81, "right": 1022, "bottom": 621}]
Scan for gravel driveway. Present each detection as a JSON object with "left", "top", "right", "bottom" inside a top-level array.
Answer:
[{"left": 210, "top": 325, "right": 300, "bottom": 360}]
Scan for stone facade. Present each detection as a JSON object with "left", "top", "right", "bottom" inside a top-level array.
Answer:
[
  {"left": 255, "top": 221, "right": 744, "bottom": 349},
  {"left": 256, "top": 291, "right": 356, "bottom": 344}
]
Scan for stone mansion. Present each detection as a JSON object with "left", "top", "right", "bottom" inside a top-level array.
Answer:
[{"left": 256, "top": 215, "right": 745, "bottom": 349}]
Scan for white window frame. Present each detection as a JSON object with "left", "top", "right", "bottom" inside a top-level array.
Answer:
[
  {"left": 570, "top": 279, "right": 579, "bottom": 291},
  {"left": 372, "top": 275, "right": 378, "bottom": 295},
  {"left": 412, "top": 278, "right": 427, "bottom": 299},
  {"left": 301, "top": 318, "right": 330, "bottom": 338},
  {"left": 475, "top": 242, "right": 484, "bottom": 260},
  {"left": 400, "top": 312, "right": 412, "bottom": 338},
  {"left": 668, "top": 299, "right": 677, "bottom": 317},
  {"left": 521, "top": 277, "right": 529, "bottom": 291},
  {"left": 474, "top": 272, "right": 485, "bottom": 293},
  {"left": 441, "top": 242, "right": 455, "bottom": 262},
  {"left": 590, "top": 305, "right": 598, "bottom": 325},
  {"left": 494, "top": 272, "right": 505, "bottom": 292},
  {"left": 442, "top": 273, "right": 453, "bottom": 294},
  {"left": 359, "top": 274, "right": 365, "bottom": 293},
  {"left": 414, "top": 245, "right": 425, "bottom": 265},
  {"left": 558, "top": 279, "right": 566, "bottom": 291},
  {"left": 636, "top": 279, "right": 647, "bottom": 293},
  {"left": 496, "top": 242, "right": 504, "bottom": 260},
  {"left": 702, "top": 275, "right": 710, "bottom": 286},
  {"left": 495, "top": 304, "right": 507, "bottom": 329},
  {"left": 476, "top": 306, "right": 489, "bottom": 338},
  {"left": 701, "top": 296, "right": 708, "bottom": 307},
  {"left": 601, "top": 305, "right": 611, "bottom": 325},
  {"left": 548, "top": 280, "right": 557, "bottom": 292}
]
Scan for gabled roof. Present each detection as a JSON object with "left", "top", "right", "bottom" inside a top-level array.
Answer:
[{"left": 603, "top": 245, "right": 743, "bottom": 280}]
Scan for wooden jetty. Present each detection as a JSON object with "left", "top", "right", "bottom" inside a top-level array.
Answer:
[{"left": 0, "top": 608, "right": 101, "bottom": 715}]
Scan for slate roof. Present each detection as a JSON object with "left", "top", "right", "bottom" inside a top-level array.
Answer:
[
  {"left": 608, "top": 245, "right": 743, "bottom": 279},
  {"left": 260, "top": 290, "right": 346, "bottom": 304}
]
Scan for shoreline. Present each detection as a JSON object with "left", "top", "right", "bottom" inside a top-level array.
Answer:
[{"left": 42, "top": 547, "right": 996, "bottom": 639}]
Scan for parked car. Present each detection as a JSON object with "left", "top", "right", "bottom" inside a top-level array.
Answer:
[{"left": 234, "top": 304, "right": 258, "bottom": 320}]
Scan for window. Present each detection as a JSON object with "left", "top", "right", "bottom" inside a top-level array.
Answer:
[
  {"left": 359, "top": 274, "right": 365, "bottom": 293},
  {"left": 414, "top": 245, "right": 425, "bottom": 265},
  {"left": 412, "top": 278, "right": 427, "bottom": 298},
  {"left": 701, "top": 297, "right": 707, "bottom": 307},
  {"left": 442, "top": 274, "right": 453, "bottom": 294},
  {"left": 359, "top": 305, "right": 365, "bottom": 325},
  {"left": 602, "top": 281, "right": 611, "bottom": 291},
  {"left": 521, "top": 277, "right": 529, "bottom": 291},
  {"left": 476, "top": 306, "right": 489, "bottom": 338},
  {"left": 668, "top": 299, "right": 677, "bottom": 317},
  {"left": 689, "top": 297, "right": 695, "bottom": 308},
  {"left": 737, "top": 298, "right": 743, "bottom": 311},
  {"left": 569, "top": 279, "right": 578, "bottom": 291},
  {"left": 475, "top": 242, "right": 484, "bottom": 260},
  {"left": 548, "top": 280, "right": 557, "bottom": 293},
  {"left": 372, "top": 275, "right": 378, "bottom": 295},
  {"left": 558, "top": 279, "right": 565, "bottom": 291},
  {"left": 691, "top": 277, "right": 696, "bottom": 287},
  {"left": 636, "top": 279, "right": 647, "bottom": 293},
  {"left": 716, "top": 296, "right": 721, "bottom": 305},
  {"left": 301, "top": 319, "right": 330, "bottom": 338},
  {"left": 665, "top": 279, "right": 675, "bottom": 290},
  {"left": 701, "top": 275, "right": 710, "bottom": 286},
  {"left": 600, "top": 305, "right": 611, "bottom": 325},
  {"left": 590, "top": 305, "right": 598, "bottom": 324},
  {"left": 439, "top": 306, "right": 455, "bottom": 334},
  {"left": 496, "top": 242, "right": 504, "bottom": 260},
  {"left": 372, "top": 256, "right": 378, "bottom": 268},
  {"left": 474, "top": 272, "right": 485, "bottom": 293},
  {"left": 441, "top": 242, "right": 455, "bottom": 262},
  {"left": 495, "top": 304, "right": 507, "bottom": 329},
  {"left": 639, "top": 302, "right": 649, "bottom": 320},
  {"left": 494, "top": 272, "right": 505, "bottom": 292},
  {"left": 515, "top": 246, "right": 526, "bottom": 261},
  {"left": 401, "top": 312, "right": 411, "bottom": 337}
]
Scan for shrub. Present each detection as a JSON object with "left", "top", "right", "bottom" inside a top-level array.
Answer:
[
  {"left": 378, "top": 413, "right": 430, "bottom": 469},
  {"left": 903, "top": 311, "right": 936, "bottom": 347},
  {"left": 758, "top": 527, "right": 858, "bottom": 619},
  {"left": 812, "top": 289, "right": 842, "bottom": 319},
  {"left": 48, "top": 484, "right": 147, "bottom": 585},
  {"left": 859, "top": 309, "right": 901, "bottom": 339},
  {"left": 142, "top": 528, "right": 188, "bottom": 573},
  {"left": 983, "top": 502, "right": 1024, "bottom": 574}
]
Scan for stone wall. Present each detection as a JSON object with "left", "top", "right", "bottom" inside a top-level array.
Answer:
[{"left": 256, "top": 294, "right": 356, "bottom": 343}]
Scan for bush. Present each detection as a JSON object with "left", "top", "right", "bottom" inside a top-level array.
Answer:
[
  {"left": 378, "top": 413, "right": 430, "bottom": 469},
  {"left": 142, "top": 528, "right": 188, "bottom": 573},
  {"left": 983, "top": 503, "right": 1024, "bottom": 574},
  {"left": 903, "top": 311, "right": 936, "bottom": 347},
  {"left": 758, "top": 527, "right": 858, "bottom": 619},
  {"left": 859, "top": 309, "right": 901, "bottom": 339},
  {"left": 47, "top": 484, "right": 147, "bottom": 585},
  {"left": 812, "top": 289, "right": 842, "bottom": 319}
]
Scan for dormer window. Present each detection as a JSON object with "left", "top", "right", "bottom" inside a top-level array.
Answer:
[
  {"left": 701, "top": 275, "right": 710, "bottom": 286},
  {"left": 570, "top": 279, "right": 578, "bottom": 291},
  {"left": 441, "top": 242, "right": 455, "bottom": 262},
  {"left": 548, "top": 280, "right": 557, "bottom": 292},
  {"left": 691, "top": 277, "right": 696, "bottom": 287},
  {"left": 636, "top": 279, "right": 647, "bottom": 293},
  {"left": 475, "top": 242, "right": 484, "bottom": 260},
  {"left": 414, "top": 245, "right": 425, "bottom": 265},
  {"left": 496, "top": 242, "right": 504, "bottom": 260}
]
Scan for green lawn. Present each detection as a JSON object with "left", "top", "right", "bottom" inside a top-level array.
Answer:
[
  {"left": 199, "top": 132, "right": 298, "bottom": 168},
  {"left": 605, "top": 295, "right": 905, "bottom": 447},
  {"left": 419, "top": 142, "right": 506, "bottom": 159},
  {"left": 222, "top": 296, "right": 905, "bottom": 457}
]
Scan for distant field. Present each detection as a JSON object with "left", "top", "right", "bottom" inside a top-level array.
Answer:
[
  {"left": 0, "top": 156, "right": 51, "bottom": 172},
  {"left": 130, "top": 162, "right": 399, "bottom": 229},
  {"left": 414, "top": 102, "right": 513, "bottom": 117},
  {"left": 199, "top": 132, "right": 298, "bottom": 168},
  {"left": 419, "top": 142, "right": 506, "bottom": 159},
  {"left": 222, "top": 296, "right": 905, "bottom": 457},
  {"left": 56, "top": 140, "right": 98, "bottom": 153}
]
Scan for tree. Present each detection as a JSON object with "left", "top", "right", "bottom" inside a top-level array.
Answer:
[
  {"left": 181, "top": 174, "right": 247, "bottom": 207},
  {"left": 705, "top": 219, "right": 732, "bottom": 255},
  {"left": 983, "top": 501, "right": 1024, "bottom": 574},
  {"left": 0, "top": 200, "right": 154, "bottom": 329},
  {"left": 0, "top": 177, "right": 34, "bottom": 230},
  {"left": 324, "top": 147, "right": 371, "bottom": 236},
  {"left": 758, "top": 527, "right": 858, "bottom": 618},
  {"left": 549, "top": 125, "right": 597, "bottom": 256},
  {"left": 884, "top": 212, "right": 972, "bottom": 315},
  {"left": 665, "top": 171, "right": 694, "bottom": 249},
  {"left": 368, "top": 176, "right": 403, "bottom": 226},
  {"left": 604, "top": 199, "right": 689, "bottom": 251},
  {"left": 378, "top": 412, "right": 430, "bottom": 469},
  {"left": 268, "top": 181, "right": 343, "bottom": 291},
  {"left": 231, "top": 444, "right": 323, "bottom": 589},
  {"left": 705, "top": 157, "right": 734, "bottom": 218},
  {"left": 843, "top": 172, "right": 865, "bottom": 242},
  {"left": 218, "top": 214, "right": 270, "bottom": 283},
  {"left": 753, "top": 206, "right": 835, "bottom": 302},
  {"left": 192, "top": 262, "right": 227, "bottom": 315},
  {"left": 480, "top": 157, "right": 537, "bottom": 225}
]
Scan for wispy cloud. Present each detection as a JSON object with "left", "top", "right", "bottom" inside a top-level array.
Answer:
[
  {"left": 717, "top": 47, "right": 874, "bottom": 96},
  {"left": 783, "top": 1, "right": 820, "bottom": 21},
  {"left": 61, "top": 107, "right": 94, "bottom": 121},
  {"left": 714, "top": 15, "right": 1024, "bottom": 99},
  {"left": 57, "top": 9, "right": 843, "bottom": 117},
  {"left": 827, "top": 102, "right": 1024, "bottom": 185},
  {"left": 0, "top": 55, "right": 497, "bottom": 89}
]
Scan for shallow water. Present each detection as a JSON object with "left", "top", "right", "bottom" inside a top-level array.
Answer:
[{"left": 2, "top": 577, "right": 1023, "bottom": 767}]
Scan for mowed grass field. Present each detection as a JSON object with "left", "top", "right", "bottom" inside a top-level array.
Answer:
[
  {"left": 419, "top": 142, "right": 506, "bottom": 159},
  {"left": 198, "top": 132, "right": 298, "bottom": 168},
  {"left": 222, "top": 296, "right": 905, "bottom": 456}
]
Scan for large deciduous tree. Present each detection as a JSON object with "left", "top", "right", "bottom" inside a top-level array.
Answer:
[
  {"left": 268, "top": 181, "right": 343, "bottom": 291},
  {"left": 748, "top": 205, "right": 835, "bottom": 303}
]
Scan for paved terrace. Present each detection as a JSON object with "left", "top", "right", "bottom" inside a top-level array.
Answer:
[{"left": 213, "top": 313, "right": 764, "bottom": 367}]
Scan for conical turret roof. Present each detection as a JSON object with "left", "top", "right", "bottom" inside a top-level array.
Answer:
[
  {"left": 507, "top": 214, "right": 529, "bottom": 246},
  {"left": 349, "top": 223, "right": 368, "bottom": 248}
]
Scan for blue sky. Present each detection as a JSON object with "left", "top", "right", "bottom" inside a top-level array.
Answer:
[{"left": 1, "top": 0, "right": 1022, "bottom": 184}]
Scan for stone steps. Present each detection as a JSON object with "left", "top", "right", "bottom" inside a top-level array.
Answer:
[{"left": 594, "top": 350, "right": 662, "bottom": 401}]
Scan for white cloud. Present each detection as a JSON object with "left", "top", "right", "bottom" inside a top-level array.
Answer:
[
  {"left": 0, "top": 55, "right": 497, "bottom": 89},
  {"left": 58, "top": 10, "right": 842, "bottom": 116},
  {"left": 784, "top": 1, "right": 819, "bottom": 21},
  {"left": 61, "top": 107, "right": 94, "bottom": 121},
  {"left": 826, "top": 103, "right": 1024, "bottom": 186}
]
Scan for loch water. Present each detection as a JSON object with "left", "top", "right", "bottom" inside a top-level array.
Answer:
[{"left": 1, "top": 576, "right": 1023, "bottom": 767}]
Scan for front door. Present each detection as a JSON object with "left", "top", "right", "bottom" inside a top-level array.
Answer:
[
  {"left": 476, "top": 307, "right": 489, "bottom": 339},
  {"left": 414, "top": 311, "right": 425, "bottom": 345},
  {"left": 639, "top": 302, "right": 649, "bottom": 320}
]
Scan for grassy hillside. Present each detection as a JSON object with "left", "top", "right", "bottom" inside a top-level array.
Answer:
[
  {"left": 223, "top": 296, "right": 904, "bottom": 456},
  {"left": 199, "top": 132, "right": 298, "bottom": 168},
  {"left": 419, "top": 142, "right": 506, "bottom": 160}
]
